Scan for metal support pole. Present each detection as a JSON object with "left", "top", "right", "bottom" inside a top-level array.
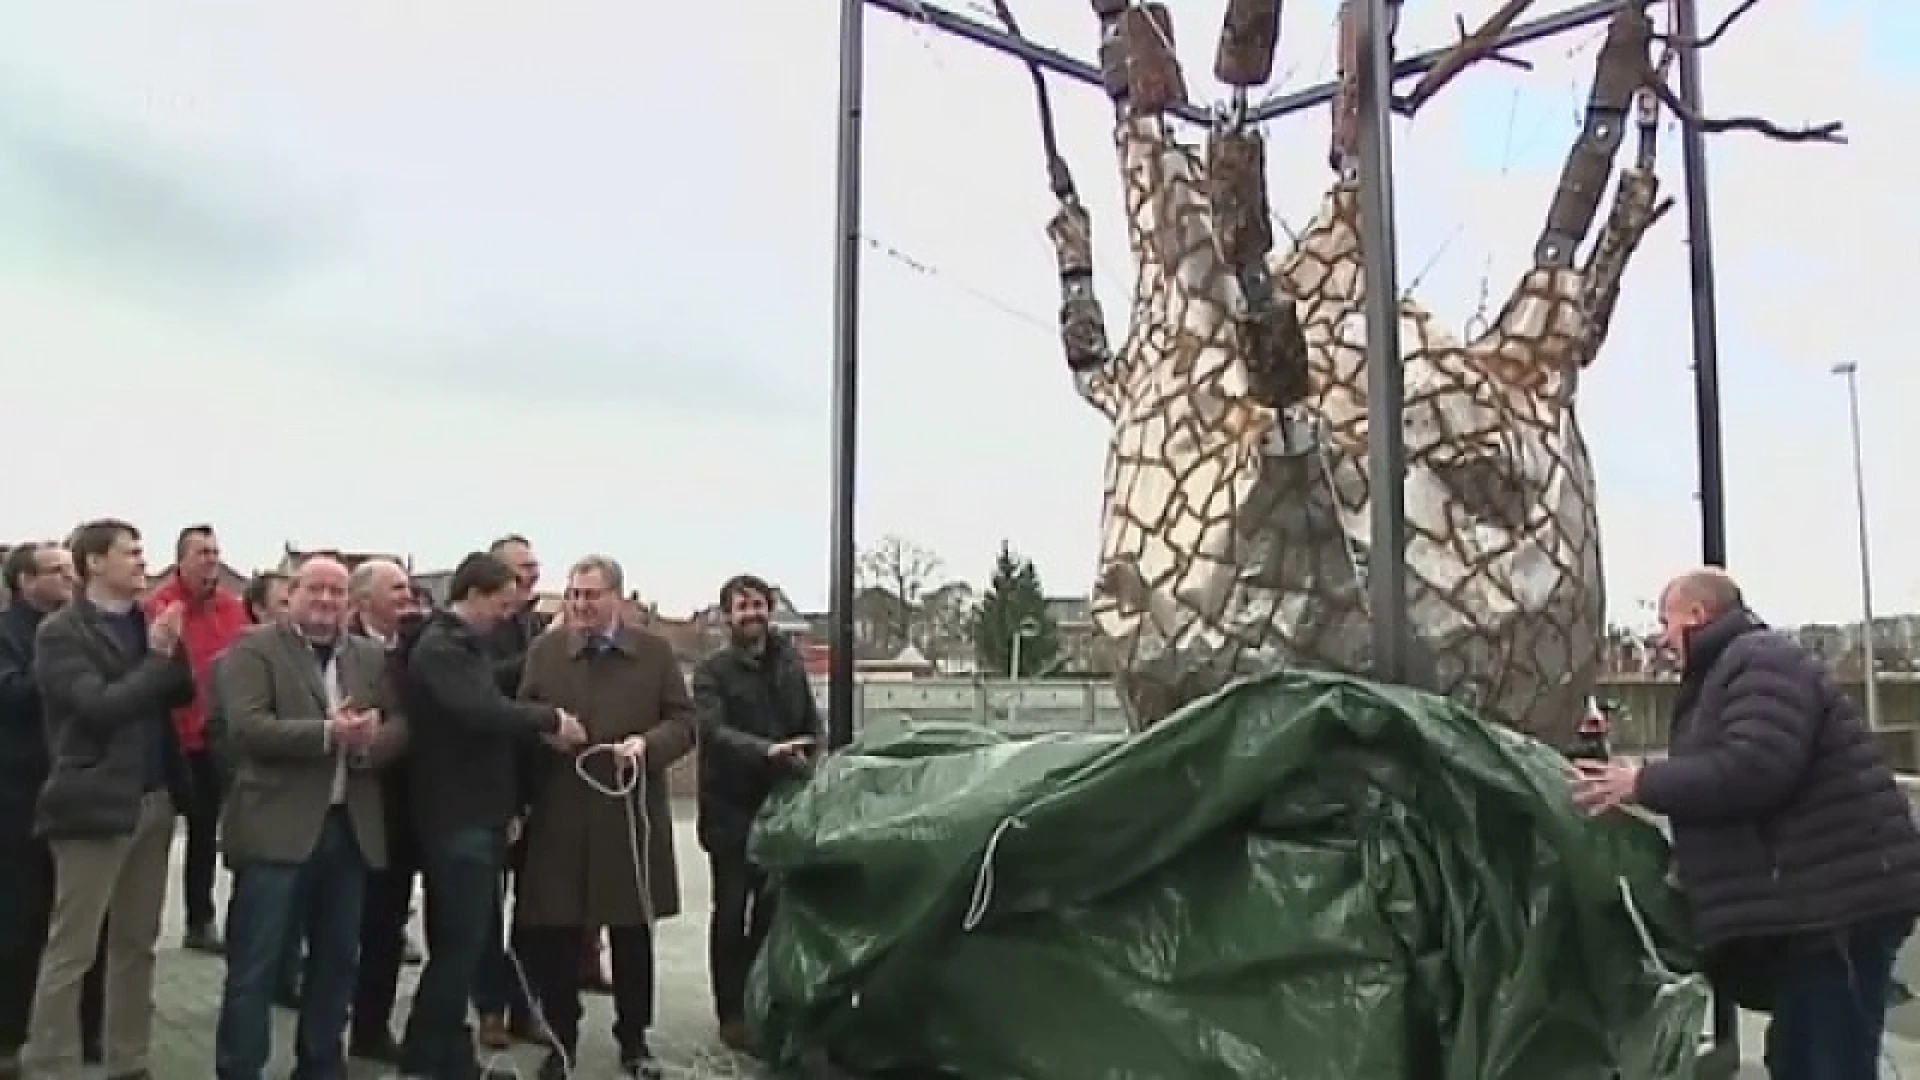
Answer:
[
  {"left": 862, "top": 0, "right": 1213, "bottom": 124},
  {"left": 827, "top": 0, "right": 865, "bottom": 751},
  {"left": 1836, "top": 361, "right": 1881, "bottom": 730},
  {"left": 1355, "top": 0, "right": 1411, "bottom": 683},
  {"left": 1673, "top": 0, "right": 1727, "bottom": 569},
  {"left": 1671, "top": 0, "right": 1736, "bottom": 1062}
]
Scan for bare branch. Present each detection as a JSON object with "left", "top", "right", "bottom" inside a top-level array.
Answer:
[
  {"left": 1639, "top": 0, "right": 1845, "bottom": 143},
  {"left": 1653, "top": 0, "right": 1762, "bottom": 50},
  {"left": 1641, "top": 75, "right": 1846, "bottom": 143},
  {"left": 1392, "top": 0, "right": 1541, "bottom": 117}
]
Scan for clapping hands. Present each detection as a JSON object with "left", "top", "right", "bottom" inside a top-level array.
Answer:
[
  {"left": 327, "top": 704, "right": 380, "bottom": 752},
  {"left": 148, "top": 604, "right": 184, "bottom": 655}
]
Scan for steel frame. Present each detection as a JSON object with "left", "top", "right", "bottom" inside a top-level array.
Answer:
[{"left": 824, "top": 0, "right": 1735, "bottom": 1047}]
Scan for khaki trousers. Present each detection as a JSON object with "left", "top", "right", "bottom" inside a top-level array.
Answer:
[{"left": 21, "top": 792, "right": 174, "bottom": 1080}]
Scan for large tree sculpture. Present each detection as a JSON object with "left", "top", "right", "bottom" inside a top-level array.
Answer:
[{"left": 997, "top": 0, "right": 1838, "bottom": 740}]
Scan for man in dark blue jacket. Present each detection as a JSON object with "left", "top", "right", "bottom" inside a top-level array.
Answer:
[{"left": 1575, "top": 567, "right": 1920, "bottom": 1080}]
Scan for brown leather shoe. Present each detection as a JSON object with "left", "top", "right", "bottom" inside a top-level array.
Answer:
[
  {"left": 476, "top": 1012, "right": 513, "bottom": 1050},
  {"left": 717, "top": 1020, "right": 752, "bottom": 1054}
]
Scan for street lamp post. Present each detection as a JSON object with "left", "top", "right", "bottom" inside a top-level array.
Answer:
[
  {"left": 1009, "top": 618, "right": 1040, "bottom": 729},
  {"left": 1010, "top": 617, "right": 1040, "bottom": 680},
  {"left": 1833, "top": 360, "right": 1880, "bottom": 730}
]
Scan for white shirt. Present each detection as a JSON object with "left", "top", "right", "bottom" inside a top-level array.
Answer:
[{"left": 305, "top": 636, "right": 349, "bottom": 806}]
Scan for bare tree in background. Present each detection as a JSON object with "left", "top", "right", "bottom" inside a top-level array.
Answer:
[
  {"left": 857, "top": 536, "right": 944, "bottom": 654},
  {"left": 921, "top": 581, "right": 980, "bottom": 672}
]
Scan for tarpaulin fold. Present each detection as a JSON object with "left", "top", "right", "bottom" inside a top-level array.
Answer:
[{"left": 748, "top": 671, "right": 1708, "bottom": 1079}]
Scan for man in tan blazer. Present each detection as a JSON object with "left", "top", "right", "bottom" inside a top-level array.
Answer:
[{"left": 211, "top": 556, "right": 406, "bottom": 1080}]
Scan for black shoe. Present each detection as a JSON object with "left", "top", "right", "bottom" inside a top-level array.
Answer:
[
  {"left": 183, "top": 923, "right": 224, "bottom": 955},
  {"left": 619, "top": 1043, "right": 663, "bottom": 1080},
  {"left": 273, "top": 980, "right": 301, "bottom": 1010},
  {"left": 349, "top": 1029, "right": 403, "bottom": 1064},
  {"left": 537, "top": 1051, "right": 568, "bottom": 1080},
  {"left": 82, "top": 1041, "right": 102, "bottom": 1065},
  {"left": 509, "top": 1010, "right": 551, "bottom": 1046}
]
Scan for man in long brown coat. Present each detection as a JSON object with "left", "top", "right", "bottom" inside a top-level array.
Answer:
[{"left": 515, "top": 555, "right": 694, "bottom": 1080}]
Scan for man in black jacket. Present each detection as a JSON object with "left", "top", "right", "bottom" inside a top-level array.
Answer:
[
  {"left": 0, "top": 542, "right": 73, "bottom": 1074},
  {"left": 470, "top": 534, "right": 551, "bottom": 1049},
  {"left": 692, "top": 574, "right": 824, "bottom": 1053},
  {"left": 1575, "top": 567, "right": 1920, "bottom": 1080},
  {"left": 396, "top": 552, "right": 584, "bottom": 1080},
  {"left": 22, "top": 520, "right": 195, "bottom": 1080},
  {"left": 1, "top": 543, "right": 108, "bottom": 1074}
]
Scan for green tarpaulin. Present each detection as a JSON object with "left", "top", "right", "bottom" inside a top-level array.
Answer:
[{"left": 748, "top": 671, "right": 1709, "bottom": 1079}]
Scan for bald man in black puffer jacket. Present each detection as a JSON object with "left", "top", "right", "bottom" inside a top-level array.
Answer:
[{"left": 1575, "top": 567, "right": 1920, "bottom": 1080}]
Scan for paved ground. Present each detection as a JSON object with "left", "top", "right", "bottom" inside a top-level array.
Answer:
[
  {"left": 127, "top": 806, "right": 1920, "bottom": 1078},
  {"left": 149, "top": 809, "right": 759, "bottom": 1080}
]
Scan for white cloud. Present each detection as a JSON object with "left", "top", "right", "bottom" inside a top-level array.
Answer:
[{"left": 0, "top": 0, "right": 1911, "bottom": 626}]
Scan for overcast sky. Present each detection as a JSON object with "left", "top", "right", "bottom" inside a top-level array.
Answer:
[{"left": 1, "top": 0, "right": 1913, "bottom": 626}]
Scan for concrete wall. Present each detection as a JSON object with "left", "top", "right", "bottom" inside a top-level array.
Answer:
[
  {"left": 663, "top": 674, "right": 1920, "bottom": 794},
  {"left": 1599, "top": 675, "right": 1920, "bottom": 770},
  {"left": 663, "top": 679, "right": 1129, "bottom": 795}
]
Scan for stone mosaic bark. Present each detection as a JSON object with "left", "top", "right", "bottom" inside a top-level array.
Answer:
[{"left": 1004, "top": 0, "right": 1837, "bottom": 741}]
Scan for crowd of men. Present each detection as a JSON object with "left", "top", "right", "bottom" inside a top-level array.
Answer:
[{"left": 0, "top": 523, "right": 823, "bottom": 1080}]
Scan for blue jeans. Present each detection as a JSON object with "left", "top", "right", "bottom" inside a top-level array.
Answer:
[
  {"left": 1765, "top": 913, "right": 1914, "bottom": 1080},
  {"left": 277, "top": 895, "right": 306, "bottom": 998},
  {"left": 215, "top": 808, "right": 368, "bottom": 1080},
  {"left": 401, "top": 826, "right": 507, "bottom": 1078}
]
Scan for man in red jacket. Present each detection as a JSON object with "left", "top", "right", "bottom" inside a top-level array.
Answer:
[{"left": 143, "top": 524, "right": 249, "bottom": 953}]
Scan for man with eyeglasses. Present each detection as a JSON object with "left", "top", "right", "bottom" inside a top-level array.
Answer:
[
  {"left": 0, "top": 542, "right": 77, "bottom": 1077},
  {"left": 516, "top": 555, "right": 694, "bottom": 1080}
]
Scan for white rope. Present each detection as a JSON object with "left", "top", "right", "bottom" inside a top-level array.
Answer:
[
  {"left": 1612, "top": 877, "right": 1908, "bottom": 1080},
  {"left": 457, "top": 742, "right": 754, "bottom": 1080},
  {"left": 1615, "top": 875, "right": 1677, "bottom": 984},
  {"left": 960, "top": 816, "right": 1024, "bottom": 932}
]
